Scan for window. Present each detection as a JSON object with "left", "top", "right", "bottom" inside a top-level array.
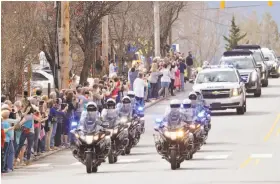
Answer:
[
  {"left": 220, "top": 57, "right": 255, "bottom": 69},
  {"left": 196, "top": 71, "right": 238, "bottom": 84},
  {"left": 263, "top": 53, "right": 275, "bottom": 61},
  {"left": 252, "top": 52, "right": 263, "bottom": 63},
  {"left": 32, "top": 73, "right": 48, "bottom": 81}
]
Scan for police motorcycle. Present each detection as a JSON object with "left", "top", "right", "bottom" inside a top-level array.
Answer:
[
  {"left": 128, "top": 91, "right": 145, "bottom": 144},
  {"left": 70, "top": 102, "right": 111, "bottom": 173},
  {"left": 193, "top": 89, "right": 211, "bottom": 143},
  {"left": 153, "top": 100, "right": 193, "bottom": 170},
  {"left": 101, "top": 99, "right": 129, "bottom": 164},
  {"left": 117, "top": 96, "right": 139, "bottom": 155},
  {"left": 187, "top": 92, "right": 206, "bottom": 155}
]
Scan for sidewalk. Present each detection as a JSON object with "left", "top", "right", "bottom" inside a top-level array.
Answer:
[{"left": 14, "top": 83, "right": 193, "bottom": 169}]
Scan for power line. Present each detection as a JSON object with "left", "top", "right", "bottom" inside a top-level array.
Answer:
[
  {"left": 192, "top": 3, "right": 280, "bottom": 11},
  {"left": 189, "top": 11, "right": 231, "bottom": 27}
]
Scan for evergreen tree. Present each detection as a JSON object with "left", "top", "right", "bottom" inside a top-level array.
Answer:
[{"left": 223, "top": 16, "right": 247, "bottom": 51}]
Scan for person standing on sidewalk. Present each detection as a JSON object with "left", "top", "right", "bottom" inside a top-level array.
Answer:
[
  {"left": 159, "top": 64, "right": 171, "bottom": 99},
  {"left": 186, "top": 51, "right": 194, "bottom": 82},
  {"left": 169, "top": 62, "right": 177, "bottom": 96},
  {"left": 178, "top": 58, "right": 186, "bottom": 91},
  {"left": 133, "top": 73, "right": 147, "bottom": 107}
]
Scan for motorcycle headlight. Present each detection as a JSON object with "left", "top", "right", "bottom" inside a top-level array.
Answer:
[
  {"left": 176, "top": 130, "right": 184, "bottom": 137},
  {"left": 273, "top": 63, "right": 277, "bottom": 67},
  {"left": 113, "top": 128, "right": 118, "bottom": 134},
  {"left": 85, "top": 135, "right": 94, "bottom": 144},
  {"left": 120, "top": 117, "right": 128, "bottom": 123},
  {"left": 127, "top": 122, "right": 131, "bottom": 127},
  {"left": 251, "top": 72, "right": 257, "bottom": 81},
  {"left": 138, "top": 106, "right": 144, "bottom": 111},
  {"left": 93, "top": 135, "right": 99, "bottom": 141}
]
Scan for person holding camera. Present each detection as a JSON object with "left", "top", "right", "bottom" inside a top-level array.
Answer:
[{"left": 15, "top": 103, "right": 41, "bottom": 165}]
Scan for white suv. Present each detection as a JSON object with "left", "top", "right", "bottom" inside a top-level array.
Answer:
[{"left": 193, "top": 65, "right": 247, "bottom": 115}]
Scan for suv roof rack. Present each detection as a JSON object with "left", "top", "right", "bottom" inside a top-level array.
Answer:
[
  {"left": 234, "top": 45, "right": 261, "bottom": 50},
  {"left": 223, "top": 50, "right": 253, "bottom": 57}
]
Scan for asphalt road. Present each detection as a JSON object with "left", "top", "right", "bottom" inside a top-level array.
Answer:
[{"left": 2, "top": 79, "right": 280, "bottom": 184}]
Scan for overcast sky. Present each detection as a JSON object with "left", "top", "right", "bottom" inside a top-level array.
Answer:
[{"left": 208, "top": 1, "right": 280, "bottom": 30}]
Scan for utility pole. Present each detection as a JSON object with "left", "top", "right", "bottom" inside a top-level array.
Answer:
[
  {"left": 102, "top": 15, "right": 109, "bottom": 75},
  {"left": 60, "top": 1, "right": 70, "bottom": 89},
  {"left": 54, "top": 1, "right": 61, "bottom": 89},
  {"left": 154, "top": 1, "right": 160, "bottom": 57}
]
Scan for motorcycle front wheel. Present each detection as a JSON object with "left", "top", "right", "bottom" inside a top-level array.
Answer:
[
  {"left": 85, "top": 154, "right": 93, "bottom": 173},
  {"left": 108, "top": 149, "right": 116, "bottom": 164},
  {"left": 170, "top": 149, "right": 177, "bottom": 170}
]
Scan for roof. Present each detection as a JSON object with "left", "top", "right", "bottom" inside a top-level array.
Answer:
[
  {"left": 234, "top": 45, "right": 261, "bottom": 50},
  {"left": 200, "top": 67, "right": 236, "bottom": 73},
  {"left": 223, "top": 50, "right": 253, "bottom": 57}
]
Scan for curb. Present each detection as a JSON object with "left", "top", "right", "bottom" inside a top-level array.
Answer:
[{"left": 14, "top": 148, "right": 66, "bottom": 169}]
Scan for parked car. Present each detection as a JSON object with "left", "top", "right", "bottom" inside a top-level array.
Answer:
[{"left": 24, "top": 69, "right": 55, "bottom": 94}]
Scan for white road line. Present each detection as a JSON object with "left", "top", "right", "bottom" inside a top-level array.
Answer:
[
  {"left": 27, "top": 163, "right": 51, "bottom": 168},
  {"left": 70, "top": 162, "right": 83, "bottom": 166},
  {"left": 118, "top": 159, "right": 140, "bottom": 163},
  {"left": 250, "top": 154, "right": 273, "bottom": 158},
  {"left": 204, "top": 155, "right": 229, "bottom": 159}
]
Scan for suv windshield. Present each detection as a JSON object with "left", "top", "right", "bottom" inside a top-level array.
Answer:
[
  {"left": 220, "top": 57, "right": 254, "bottom": 69},
  {"left": 252, "top": 51, "right": 263, "bottom": 63},
  {"left": 196, "top": 71, "right": 238, "bottom": 84}
]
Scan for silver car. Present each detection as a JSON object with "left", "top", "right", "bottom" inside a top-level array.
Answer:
[{"left": 193, "top": 65, "right": 247, "bottom": 115}]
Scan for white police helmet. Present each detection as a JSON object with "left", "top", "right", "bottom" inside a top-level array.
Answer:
[
  {"left": 188, "top": 91, "right": 197, "bottom": 100},
  {"left": 86, "top": 102, "right": 98, "bottom": 111},
  {"left": 106, "top": 98, "right": 116, "bottom": 109},
  {"left": 182, "top": 99, "right": 192, "bottom": 109},
  {"left": 127, "top": 91, "right": 135, "bottom": 98},
  {"left": 170, "top": 99, "right": 181, "bottom": 108},
  {"left": 122, "top": 96, "right": 131, "bottom": 104}
]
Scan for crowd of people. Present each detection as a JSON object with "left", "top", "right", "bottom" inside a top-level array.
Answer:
[{"left": 1, "top": 51, "right": 195, "bottom": 173}]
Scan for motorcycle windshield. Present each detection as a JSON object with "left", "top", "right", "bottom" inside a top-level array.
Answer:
[
  {"left": 166, "top": 110, "right": 182, "bottom": 129},
  {"left": 103, "top": 118, "right": 119, "bottom": 129}
]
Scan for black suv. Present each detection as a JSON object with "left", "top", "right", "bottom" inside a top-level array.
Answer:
[
  {"left": 234, "top": 45, "right": 269, "bottom": 87},
  {"left": 220, "top": 50, "right": 262, "bottom": 97}
]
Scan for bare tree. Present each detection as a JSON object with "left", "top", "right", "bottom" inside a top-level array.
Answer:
[
  {"left": 159, "top": 2, "right": 186, "bottom": 57},
  {"left": 1, "top": 2, "right": 40, "bottom": 101},
  {"left": 108, "top": 2, "right": 133, "bottom": 72},
  {"left": 71, "top": 1, "right": 120, "bottom": 85}
]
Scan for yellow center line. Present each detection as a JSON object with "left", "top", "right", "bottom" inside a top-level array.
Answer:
[
  {"left": 264, "top": 114, "right": 280, "bottom": 141},
  {"left": 277, "top": 128, "right": 280, "bottom": 136},
  {"left": 240, "top": 157, "right": 252, "bottom": 168}
]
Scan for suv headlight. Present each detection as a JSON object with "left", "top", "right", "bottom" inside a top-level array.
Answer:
[{"left": 231, "top": 88, "right": 241, "bottom": 97}]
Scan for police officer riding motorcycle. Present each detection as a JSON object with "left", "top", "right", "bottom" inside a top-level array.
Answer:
[
  {"left": 154, "top": 100, "right": 191, "bottom": 170},
  {"left": 71, "top": 102, "right": 111, "bottom": 173},
  {"left": 127, "top": 90, "right": 145, "bottom": 136},
  {"left": 193, "top": 89, "right": 211, "bottom": 139},
  {"left": 101, "top": 99, "right": 129, "bottom": 163},
  {"left": 188, "top": 92, "right": 206, "bottom": 151}
]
